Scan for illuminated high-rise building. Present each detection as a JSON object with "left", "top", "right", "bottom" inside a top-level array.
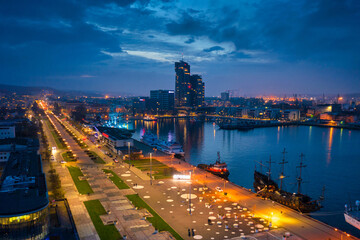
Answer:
[
  {"left": 150, "top": 90, "right": 174, "bottom": 110},
  {"left": 190, "top": 74, "right": 204, "bottom": 107},
  {"left": 175, "top": 60, "right": 191, "bottom": 107},
  {"left": 175, "top": 60, "right": 204, "bottom": 108}
]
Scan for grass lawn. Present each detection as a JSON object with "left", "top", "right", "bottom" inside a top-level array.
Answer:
[
  {"left": 126, "top": 194, "right": 183, "bottom": 240},
  {"left": 88, "top": 151, "right": 105, "bottom": 164},
  {"left": 44, "top": 119, "right": 55, "bottom": 131},
  {"left": 67, "top": 166, "right": 93, "bottom": 194},
  {"left": 124, "top": 158, "right": 177, "bottom": 179},
  {"left": 84, "top": 200, "right": 122, "bottom": 240},
  {"left": 45, "top": 119, "right": 67, "bottom": 149},
  {"left": 102, "top": 169, "right": 129, "bottom": 189},
  {"left": 50, "top": 131, "right": 66, "bottom": 149},
  {"left": 61, "top": 152, "right": 76, "bottom": 162}
]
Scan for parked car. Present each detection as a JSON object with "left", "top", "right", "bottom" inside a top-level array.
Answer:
[{"left": 215, "top": 187, "right": 223, "bottom": 192}]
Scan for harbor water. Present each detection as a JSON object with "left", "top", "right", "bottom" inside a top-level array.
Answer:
[{"left": 132, "top": 118, "right": 360, "bottom": 237}]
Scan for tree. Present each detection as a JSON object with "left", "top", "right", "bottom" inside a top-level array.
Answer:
[
  {"left": 72, "top": 104, "right": 87, "bottom": 122},
  {"left": 53, "top": 102, "right": 62, "bottom": 115}
]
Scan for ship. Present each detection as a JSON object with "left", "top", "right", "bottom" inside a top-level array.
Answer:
[
  {"left": 156, "top": 140, "right": 185, "bottom": 156},
  {"left": 218, "top": 121, "right": 254, "bottom": 130},
  {"left": 197, "top": 152, "right": 230, "bottom": 179},
  {"left": 344, "top": 201, "right": 360, "bottom": 230},
  {"left": 143, "top": 116, "right": 157, "bottom": 121},
  {"left": 141, "top": 132, "right": 185, "bottom": 156},
  {"left": 254, "top": 150, "right": 323, "bottom": 213},
  {"left": 141, "top": 132, "right": 158, "bottom": 147}
]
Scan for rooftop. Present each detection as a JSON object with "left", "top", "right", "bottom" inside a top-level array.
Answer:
[
  {"left": 97, "top": 126, "right": 133, "bottom": 141},
  {"left": 0, "top": 150, "right": 48, "bottom": 216}
]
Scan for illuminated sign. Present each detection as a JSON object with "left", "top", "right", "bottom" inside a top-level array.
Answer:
[
  {"left": 168, "top": 91, "right": 174, "bottom": 94},
  {"left": 173, "top": 174, "right": 191, "bottom": 180},
  {"left": 102, "top": 133, "right": 109, "bottom": 138}
]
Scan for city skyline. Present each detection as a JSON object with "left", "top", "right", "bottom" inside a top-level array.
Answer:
[{"left": 0, "top": 0, "right": 359, "bottom": 96}]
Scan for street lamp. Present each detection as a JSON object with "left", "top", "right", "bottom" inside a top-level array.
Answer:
[
  {"left": 189, "top": 171, "right": 192, "bottom": 215},
  {"left": 171, "top": 153, "right": 174, "bottom": 166},
  {"left": 150, "top": 153, "right": 153, "bottom": 185},
  {"left": 223, "top": 179, "right": 228, "bottom": 191},
  {"left": 128, "top": 142, "right": 131, "bottom": 169}
]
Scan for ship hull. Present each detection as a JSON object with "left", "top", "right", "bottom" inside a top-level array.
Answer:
[
  {"left": 345, "top": 212, "right": 360, "bottom": 230},
  {"left": 254, "top": 171, "right": 321, "bottom": 213},
  {"left": 198, "top": 164, "right": 230, "bottom": 180}
]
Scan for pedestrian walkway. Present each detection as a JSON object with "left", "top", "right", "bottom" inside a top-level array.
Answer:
[{"left": 46, "top": 113, "right": 175, "bottom": 240}]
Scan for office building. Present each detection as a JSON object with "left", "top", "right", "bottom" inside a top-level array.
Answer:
[
  {"left": 175, "top": 60, "right": 191, "bottom": 107},
  {"left": 150, "top": 90, "right": 174, "bottom": 110},
  {"left": 175, "top": 60, "right": 205, "bottom": 108},
  {"left": 0, "top": 138, "right": 39, "bottom": 163},
  {"left": 190, "top": 75, "right": 205, "bottom": 107},
  {"left": 0, "top": 125, "right": 15, "bottom": 139},
  {"left": 221, "top": 92, "right": 230, "bottom": 101},
  {"left": 0, "top": 146, "right": 49, "bottom": 239}
]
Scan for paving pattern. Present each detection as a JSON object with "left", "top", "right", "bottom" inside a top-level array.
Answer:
[
  {"left": 45, "top": 112, "right": 359, "bottom": 240},
  {"left": 45, "top": 113, "right": 173, "bottom": 240}
]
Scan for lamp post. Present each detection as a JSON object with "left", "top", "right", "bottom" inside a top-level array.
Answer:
[
  {"left": 128, "top": 142, "right": 131, "bottom": 169},
  {"left": 150, "top": 153, "right": 153, "bottom": 185},
  {"left": 224, "top": 179, "right": 228, "bottom": 190},
  {"left": 189, "top": 171, "right": 192, "bottom": 215}
]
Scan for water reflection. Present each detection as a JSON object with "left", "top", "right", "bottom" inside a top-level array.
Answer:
[
  {"left": 132, "top": 121, "right": 360, "bottom": 238},
  {"left": 327, "top": 127, "right": 334, "bottom": 165}
]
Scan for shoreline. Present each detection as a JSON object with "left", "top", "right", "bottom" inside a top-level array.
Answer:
[
  {"left": 126, "top": 116, "right": 360, "bottom": 131},
  {"left": 134, "top": 138, "right": 360, "bottom": 239}
]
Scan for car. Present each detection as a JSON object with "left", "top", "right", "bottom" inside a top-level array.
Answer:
[
  {"left": 113, "top": 159, "right": 119, "bottom": 163},
  {"left": 215, "top": 187, "right": 223, "bottom": 192},
  {"left": 60, "top": 160, "right": 66, "bottom": 164}
]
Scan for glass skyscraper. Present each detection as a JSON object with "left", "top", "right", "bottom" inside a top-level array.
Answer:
[{"left": 175, "top": 60, "right": 204, "bottom": 108}]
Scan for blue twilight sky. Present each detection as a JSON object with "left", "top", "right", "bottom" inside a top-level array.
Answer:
[{"left": 0, "top": 0, "right": 359, "bottom": 96}]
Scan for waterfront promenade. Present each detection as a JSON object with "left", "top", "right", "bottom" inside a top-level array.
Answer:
[
  {"left": 46, "top": 110, "right": 359, "bottom": 240},
  {"left": 154, "top": 154, "right": 359, "bottom": 240}
]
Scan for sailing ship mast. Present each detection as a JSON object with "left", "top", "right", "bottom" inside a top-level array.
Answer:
[
  {"left": 266, "top": 155, "right": 275, "bottom": 182},
  {"left": 296, "top": 153, "right": 307, "bottom": 194},
  {"left": 216, "top": 151, "right": 221, "bottom": 163},
  {"left": 279, "top": 148, "right": 288, "bottom": 190}
]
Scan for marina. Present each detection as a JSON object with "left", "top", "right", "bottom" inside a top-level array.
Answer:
[{"left": 132, "top": 118, "right": 360, "bottom": 238}]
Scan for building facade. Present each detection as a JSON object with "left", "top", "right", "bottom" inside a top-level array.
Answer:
[
  {"left": 0, "top": 149, "right": 49, "bottom": 240},
  {"left": 190, "top": 74, "right": 205, "bottom": 107},
  {"left": 0, "top": 126, "right": 15, "bottom": 139},
  {"left": 221, "top": 92, "right": 230, "bottom": 101},
  {"left": 150, "top": 90, "right": 174, "bottom": 110},
  {"left": 175, "top": 60, "right": 205, "bottom": 108},
  {"left": 175, "top": 60, "right": 191, "bottom": 107}
]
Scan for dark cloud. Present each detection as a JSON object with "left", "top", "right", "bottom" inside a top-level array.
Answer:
[
  {"left": 0, "top": 0, "right": 359, "bottom": 95},
  {"left": 184, "top": 37, "right": 195, "bottom": 44},
  {"left": 166, "top": 12, "right": 211, "bottom": 36},
  {"left": 203, "top": 46, "right": 224, "bottom": 52}
]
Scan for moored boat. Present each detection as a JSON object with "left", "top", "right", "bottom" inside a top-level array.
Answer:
[
  {"left": 345, "top": 201, "right": 360, "bottom": 230},
  {"left": 254, "top": 150, "right": 323, "bottom": 213},
  {"left": 197, "top": 152, "right": 230, "bottom": 179},
  {"left": 141, "top": 132, "right": 185, "bottom": 156}
]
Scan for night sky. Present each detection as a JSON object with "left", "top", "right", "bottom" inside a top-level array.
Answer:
[{"left": 0, "top": 0, "right": 359, "bottom": 96}]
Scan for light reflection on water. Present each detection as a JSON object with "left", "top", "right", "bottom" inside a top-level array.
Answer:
[{"left": 133, "top": 119, "right": 360, "bottom": 237}]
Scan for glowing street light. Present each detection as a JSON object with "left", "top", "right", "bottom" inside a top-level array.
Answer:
[{"left": 150, "top": 153, "right": 153, "bottom": 185}]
